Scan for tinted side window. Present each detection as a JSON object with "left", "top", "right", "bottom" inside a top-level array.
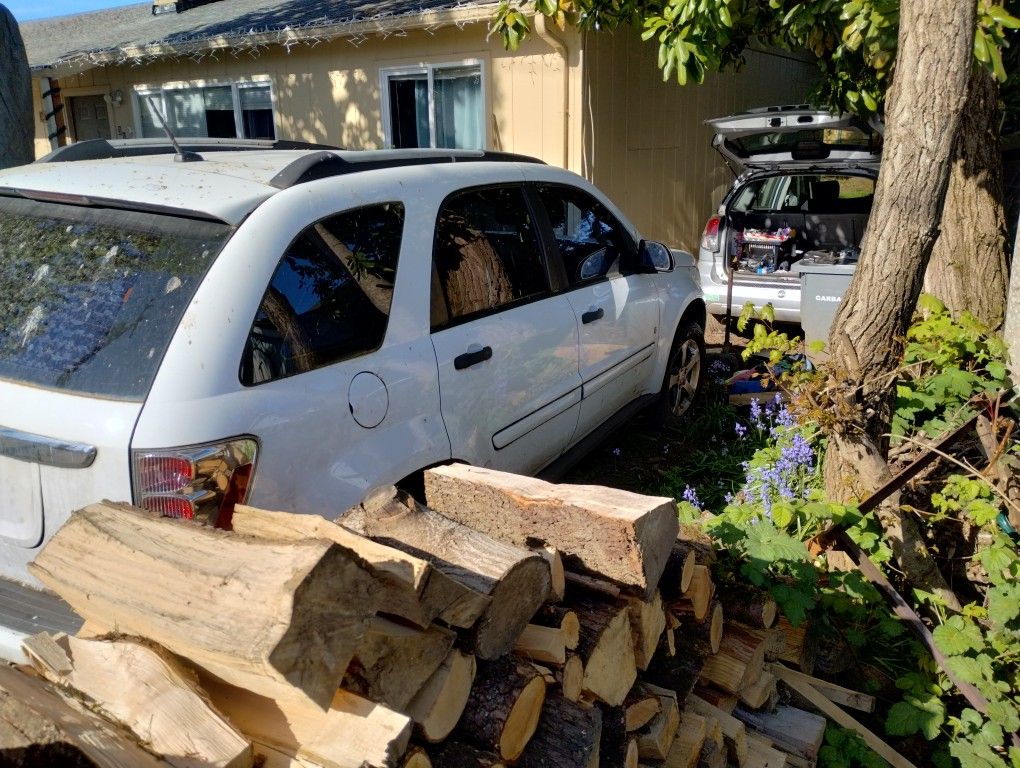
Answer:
[
  {"left": 536, "top": 185, "right": 633, "bottom": 285},
  {"left": 433, "top": 186, "right": 547, "bottom": 325},
  {"left": 241, "top": 203, "right": 404, "bottom": 386}
]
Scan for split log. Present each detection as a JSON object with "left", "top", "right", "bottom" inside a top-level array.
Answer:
[
  {"left": 344, "top": 618, "right": 455, "bottom": 711},
  {"left": 692, "top": 686, "right": 738, "bottom": 713},
  {"left": 0, "top": 663, "right": 165, "bottom": 767},
  {"left": 570, "top": 594, "right": 637, "bottom": 705},
  {"left": 454, "top": 658, "right": 546, "bottom": 761},
  {"left": 407, "top": 650, "right": 476, "bottom": 744},
  {"left": 430, "top": 742, "right": 506, "bottom": 768},
  {"left": 24, "top": 634, "right": 251, "bottom": 768},
  {"left": 660, "top": 544, "right": 697, "bottom": 599},
  {"left": 557, "top": 655, "right": 584, "bottom": 702},
  {"left": 770, "top": 664, "right": 875, "bottom": 713},
  {"left": 518, "top": 695, "right": 602, "bottom": 768},
  {"left": 513, "top": 624, "right": 566, "bottom": 665},
  {"left": 601, "top": 707, "right": 640, "bottom": 768},
  {"left": 733, "top": 705, "right": 825, "bottom": 763},
  {"left": 539, "top": 546, "right": 566, "bottom": 603},
  {"left": 728, "top": 624, "right": 785, "bottom": 662},
  {"left": 565, "top": 571, "right": 621, "bottom": 597},
  {"left": 700, "top": 625, "right": 767, "bottom": 695},
  {"left": 533, "top": 606, "right": 580, "bottom": 650},
  {"left": 697, "top": 741, "right": 728, "bottom": 768},
  {"left": 675, "top": 600, "right": 724, "bottom": 655},
  {"left": 402, "top": 747, "right": 433, "bottom": 768},
  {"left": 664, "top": 711, "right": 707, "bottom": 768},
  {"left": 743, "top": 735, "right": 789, "bottom": 768},
  {"left": 626, "top": 591, "right": 667, "bottom": 671},
  {"left": 624, "top": 688, "right": 662, "bottom": 732},
  {"left": 773, "top": 618, "right": 815, "bottom": 675},
  {"left": 344, "top": 489, "right": 549, "bottom": 660},
  {"left": 424, "top": 465, "right": 679, "bottom": 594},
  {"left": 635, "top": 683, "right": 680, "bottom": 760},
  {"left": 685, "top": 694, "right": 748, "bottom": 767},
  {"left": 674, "top": 565, "right": 713, "bottom": 621},
  {"left": 201, "top": 674, "right": 411, "bottom": 768},
  {"left": 739, "top": 671, "right": 777, "bottom": 710},
  {"left": 29, "top": 502, "right": 378, "bottom": 709},
  {"left": 715, "top": 584, "right": 777, "bottom": 629}
]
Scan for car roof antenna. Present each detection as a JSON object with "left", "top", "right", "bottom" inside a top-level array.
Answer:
[{"left": 145, "top": 96, "right": 201, "bottom": 163}]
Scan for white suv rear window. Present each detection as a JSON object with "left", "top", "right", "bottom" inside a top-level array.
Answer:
[{"left": 0, "top": 197, "right": 231, "bottom": 400}]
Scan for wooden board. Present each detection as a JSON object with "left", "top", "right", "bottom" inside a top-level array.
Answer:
[
  {"left": 24, "top": 634, "right": 251, "bottom": 768},
  {"left": 423, "top": 465, "right": 679, "bottom": 594},
  {"left": 30, "top": 502, "right": 379, "bottom": 710},
  {"left": 733, "top": 704, "right": 825, "bottom": 762}
]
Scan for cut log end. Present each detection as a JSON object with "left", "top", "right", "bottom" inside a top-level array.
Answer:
[{"left": 499, "top": 674, "right": 546, "bottom": 761}]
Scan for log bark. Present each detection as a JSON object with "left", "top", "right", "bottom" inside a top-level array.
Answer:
[
  {"left": 455, "top": 658, "right": 546, "bottom": 761},
  {"left": 674, "top": 600, "right": 724, "bottom": 655},
  {"left": 343, "top": 618, "right": 455, "bottom": 711},
  {"left": 660, "top": 545, "right": 697, "bottom": 599},
  {"left": 200, "top": 674, "right": 411, "bottom": 768},
  {"left": 0, "top": 663, "right": 165, "bottom": 768},
  {"left": 344, "top": 489, "right": 549, "bottom": 659},
  {"left": 924, "top": 64, "right": 1008, "bottom": 329},
  {"left": 423, "top": 465, "right": 679, "bottom": 595},
  {"left": 0, "top": 6, "right": 33, "bottom": 170},
  {"left": 24, "top": 634, "right": 251, "bottom": 768},
  {"left": 517, "top": 695, "right": 602, "bottom": 768},
  {"left": 29, "top": 502, "right": 378, "bottom": 709},
  {"left": 407, "top": 650, "right": 477, "bottom": 744},
  {"left": 697, "top": 741, "right": 728, "bottom": 768},
  {"left": 429, "top": 743, "right": 506, "bottom": 768},
  {"left": 714, "top": 585, "right": 775, "bottom": 630},
  {"left": 773, "top": 618, "right": 816, "bottom": 675},
  {"left": 645, "top": 632, "right": 706, "bottom": 703},
  {"left": 570, "top": 593, "right": 637, "bottom": 705},
  {"left": 602, "top": 707, "right": 638, "bottom": 767}
]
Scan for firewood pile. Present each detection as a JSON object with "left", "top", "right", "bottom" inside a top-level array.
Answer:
[{"left": 2, "top": 464, "right": 880, "bottom": 768}]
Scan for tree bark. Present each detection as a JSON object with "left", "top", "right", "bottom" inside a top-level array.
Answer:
[
  {"left": 0, "top": 5, "right": 33, "bottom": 169},
  {"left": 822, "top": 0, "right": 976, "bottom": 600},
  {"left": 924, "top": 65, "right": 1008, "bottom": 329}
]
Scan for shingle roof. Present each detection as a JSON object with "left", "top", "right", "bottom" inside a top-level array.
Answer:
[{"left": 21, "top": 0, "right": 495, "bottom": 73}]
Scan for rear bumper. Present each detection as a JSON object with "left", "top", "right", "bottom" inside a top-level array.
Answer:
[
  {"left": 697, "top": 254, "right": 802, "bottom": 322},
  {"left": 0, "top": 577, "right": 82, "bottom": 663}
]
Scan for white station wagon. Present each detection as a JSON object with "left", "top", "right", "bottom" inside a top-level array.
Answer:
[{"left": 0, "top": 140, "right": 705, "bottom": 657}]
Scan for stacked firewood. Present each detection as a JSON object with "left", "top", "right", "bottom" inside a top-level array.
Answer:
[{"left": 1, "top": 465, "right": 877, "bottom": 768}]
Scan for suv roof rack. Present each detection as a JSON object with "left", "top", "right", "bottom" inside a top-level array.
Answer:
[
  {"left": 37, "top": 138, "right": 341, "bottom": 164},
  {"left": 268, "top": 149, "right": 545, "bottom": 189}
]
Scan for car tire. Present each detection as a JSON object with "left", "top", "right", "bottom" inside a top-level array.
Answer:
[{"left": 657, "top": 321, "right": 705, "bottom": 425}]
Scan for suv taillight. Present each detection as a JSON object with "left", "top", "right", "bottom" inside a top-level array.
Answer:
[
  {"left": 701, "top": 216, "right": 722, "bottom": 253},
  {"left": 131, "top": 437, "right": 257, "bottom": 528}
]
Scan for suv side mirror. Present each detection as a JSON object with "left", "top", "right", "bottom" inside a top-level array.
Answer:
[{"left": 638, "top": 240, "right": 674, "bottom": 272}]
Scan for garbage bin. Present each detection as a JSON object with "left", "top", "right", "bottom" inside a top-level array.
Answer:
[{"left": 792, "top": 253, "right": 858, "bottom": 359}]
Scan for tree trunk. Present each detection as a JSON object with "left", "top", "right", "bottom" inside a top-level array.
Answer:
[
  {"left": 0, "top": 5, "right": 33, "bottom": 169},
  {"left": 822, "top": 0, "right": 976, "bottom": 599},
  {"left": 924, "top": 64, "right": 1008, "bottom": 328}
]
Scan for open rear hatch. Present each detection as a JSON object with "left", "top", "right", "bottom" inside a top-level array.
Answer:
[{"left": 708, "top": 105, "right": 882, "bottom": 172}]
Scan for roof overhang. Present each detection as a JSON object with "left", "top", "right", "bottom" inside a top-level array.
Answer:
[{"left": 33, "top": 2, "right": 501, "bottom": 78}]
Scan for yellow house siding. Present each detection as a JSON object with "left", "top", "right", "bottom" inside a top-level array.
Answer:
[
  {"left": 41, "top": 25, "right": 574, "bottom": 167},
  {"left": 583, "top": 30, "right": 818, "bottom": 253}
]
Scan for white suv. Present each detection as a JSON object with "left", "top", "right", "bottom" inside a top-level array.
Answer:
[
  {"left": 697, "top": 106, "right": 881, "bottom": 323},
  {"left": 0, "top": 141, "right": 705, "bottom": 657}
]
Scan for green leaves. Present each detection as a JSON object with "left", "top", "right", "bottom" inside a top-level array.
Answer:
[
  {"left": 886, "top": 694, "right": 945, "bottom": 739},
  {"left": 933, "top": 616, "right": 983, "bottom": 656}
]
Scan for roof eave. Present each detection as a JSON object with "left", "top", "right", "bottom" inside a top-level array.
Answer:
[{"left": 30, "top": 2, "right": 501, "bottom": 77}]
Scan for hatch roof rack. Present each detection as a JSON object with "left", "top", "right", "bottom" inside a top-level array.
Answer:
[
  {"left": 37, "top": 138, "right": 341, "bottom": 163},
  {"left": 268, "top": 149, "right": 545, "bottom": 189}
]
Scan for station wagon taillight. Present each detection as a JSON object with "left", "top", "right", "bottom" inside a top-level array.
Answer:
[
  {"left": 131, "top": 437, "right": 257, "bottom": 528},
  {"left": 701, "top": 216, "right": 722, "bottom": 253}
]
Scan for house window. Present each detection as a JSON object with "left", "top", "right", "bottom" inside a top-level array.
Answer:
[
  {"left": 382, "top": 63, "right": 483, "bottom": 150},
  {"left": 136, "top": 82, "right": 275, "bottom": 140}
]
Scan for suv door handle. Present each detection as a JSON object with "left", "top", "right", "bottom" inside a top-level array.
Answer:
[
  {"left": 582, "top": 308, "right": 605, "bottom": 324},
  {"left": 454, "top": 346, "right": 493, "bottom": 370}
]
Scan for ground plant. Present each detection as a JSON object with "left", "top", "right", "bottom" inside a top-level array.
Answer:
[{"left": 570, "top": 298, "right": 1020, "bottom": 767}]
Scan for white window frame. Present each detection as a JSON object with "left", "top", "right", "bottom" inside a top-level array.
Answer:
[
  {"left": 379, "top": 60, "right": 486, "bottom": 150},
  {"left": 132, "top": 78, "right": 276, "bottom": 140}
]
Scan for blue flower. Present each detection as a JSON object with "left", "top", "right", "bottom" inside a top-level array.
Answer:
[
  {"left": 681, "top": 485, "right": 702, "bottom": 508},
  {"left": 734, "top": 422, "right": 748, "bottom": 438}
]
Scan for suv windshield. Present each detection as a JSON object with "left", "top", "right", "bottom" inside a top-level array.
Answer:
[{"left": 0, "top": 197, "right": 231, "bottom": 400}]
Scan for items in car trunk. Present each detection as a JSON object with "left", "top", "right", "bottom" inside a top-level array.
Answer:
[{"left": 734, "top": 227, "right": 796, "bottom": 274}]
